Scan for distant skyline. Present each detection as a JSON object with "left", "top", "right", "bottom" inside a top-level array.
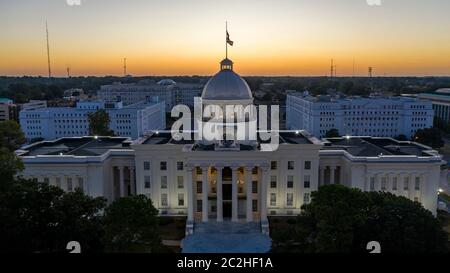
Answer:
[{"left": 1, "top": 0, "right": 450, "bottom": 77}]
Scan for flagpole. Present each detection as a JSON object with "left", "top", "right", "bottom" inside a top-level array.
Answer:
[{"left": 226, "top": 21, "right": 228, "bottom": 59}]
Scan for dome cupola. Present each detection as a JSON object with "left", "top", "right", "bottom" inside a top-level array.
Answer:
[{"left": 201, "top": 58, "right": 253, "bottom": 103}]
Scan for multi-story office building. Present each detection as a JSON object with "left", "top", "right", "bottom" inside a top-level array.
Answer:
[
  {"left": 286, "top": 92, "right": 434, "bottom": 139},
  {"left": 0, "top": 98, "right": 18, "bottom": 122},
  {"left": 418, "top": 89, "right": 450, "bottom": 122},
  {"left": 97, "top": 79, "right": 203, "bottom": 111},
  {"left": 19, "top": 99, "right": 166, "bottom": 140}
]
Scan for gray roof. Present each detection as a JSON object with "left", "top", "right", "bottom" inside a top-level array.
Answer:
[
  {"left": 20, "top": 137, "right": 132, "bottom": 156},
  {"left": 322, "top": 137, "right": 433, "bottom": 157},
  {"left": 201, "top": 69, "right": 253, "bottom": 101}
]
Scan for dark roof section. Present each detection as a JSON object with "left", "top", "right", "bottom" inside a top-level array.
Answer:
[
  {"left": 322, "top": 137, "right": 434, "bottom": 157},
  {"left": 20, "top": 136, "right": 132, "bottom": 156},
  {"left": 141, "top": 130, "right": 314, "bottom": 147}
]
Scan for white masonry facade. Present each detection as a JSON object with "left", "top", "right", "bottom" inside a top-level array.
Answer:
[{"left": 16, "top": 57, "right": 446, "bottom": 235}]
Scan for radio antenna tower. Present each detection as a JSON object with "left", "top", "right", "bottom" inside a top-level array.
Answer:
[
  {"left": 46, "top": 20, "right": 52, "bottom": 78},
  {"left": 330, "top": 59, "right": 334, "bottom": 80},
  {"left": 67, "top": 67, "right": 71, "bottom": 78},
  {"left": 123, "top": 58, "right": 127, "bottom": 77},
  {"left": 368, "top": 67, "right": 373, "bottom": 78}
]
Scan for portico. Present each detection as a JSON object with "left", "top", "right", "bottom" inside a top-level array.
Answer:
[{"left": 186, "top": 163, "right": 270, "bottom": 224}]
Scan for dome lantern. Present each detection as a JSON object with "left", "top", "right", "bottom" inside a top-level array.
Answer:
[{"left": 220, "top": 58, "right": 233, "bottom": 71}]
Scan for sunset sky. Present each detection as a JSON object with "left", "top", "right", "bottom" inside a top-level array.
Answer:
[{"left": 1, "top": 0, "right": 450, "bottom": 77}]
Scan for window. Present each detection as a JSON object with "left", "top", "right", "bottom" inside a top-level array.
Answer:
[
  {"left": 67, "top": 178, "right": 73, "bottom": 192},
  {"left": 381, "top": 177, "right": 387, "bottom": 191},
  {"left": 197, "top": 200, "right": 202, "bottom": 212},
  {"left": 252, "top": 181, "right": 258, "bottom": 194},
  {"left": 252, "top": 199, "right": 258, "bottom": 212},
  {"left": 271, "top": 161, "right": 277, "bottom": 170},
  {"left": 161, "top": 176, "right": 167, "bottom": 189},
  {"left": 286, "top": 193, "right": 294, "bottom": 207},
  {"left": 270, "top": 176, "right": 277, "bottom": 188},
  {"left": 161, "top": 194, "right": 168, "bottom": 206},
  {"left": 415, "top": 177, "right": 420, "bottom": 190},
  {"left": 404, "top": 177, "right": 409, "bottom": 191},
  {"left": 288, "top": 161, "right": 294, "bottom": 170},
  {"left": 177, "top": 161, "right": 184, "bottom": 171},
  {"left": 392, "top": 177, "right": 398, "bottom": 191},
  {"left": 304, "top": 161, "right": 311, "bottom": 170},
  {"left": 178, "top": 194, "right": 184, "bottom": 206},
  {"left": 304, "top": 175, "right": 311, "bottom": 188},
  {"left": 160, "top": 161, "right": 167, "bottom": 171},
  {"left": 304, "top": 193, "right": 310, "bottom": 204},
  {"left": 287, "top": 176, "right": 294, "bottom": 188},
  {"left": 56, "top": 177, "right": 61, "bottom": 188},
  {"left": 144, "top": 176, "right": 151, "bottom": 189},
  {"left": 144, "top": 161, "right": 151, "bottom": 171},
  {"left": 197, "top": 181, "right": 202, "bottom": 194},
  {"left": 270, "top": 193, "right": 276, "bottom": 206},
  {"left": 370, "top": 177, "right": 375, "bottom": 191},
  {"left": 177, "top": 176, "right": 184, "bottom": 189}
]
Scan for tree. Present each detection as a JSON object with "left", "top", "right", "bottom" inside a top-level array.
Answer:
[
  {"left": 0, "top": 121, "right": 25, "bottom": 187},
  {"left": 0, "top": 120, "right": 25, "bottom": 152},
  {"left": 88, "top": 109, "right": 115, "bottom": 136},
  {"left": 361, "top": 192, "right": 448, "bottom": 253},
  {"left": 413, "top": 128, "right": 444, "bottom": 149},
  {"left": 395, "top": 134, "right": 408, "bottom": 141},
  {"left": 102, "top": 195, "right": 163, "bottom": 253},
  {"left": 325, "top": 128, "right": 340, "bottom": 138},
  {"left": 272, "top": 185, "right": 448, "bottom": 253},
  {"left": 0, "top": 181, "right": 106, "bottom": 253}
]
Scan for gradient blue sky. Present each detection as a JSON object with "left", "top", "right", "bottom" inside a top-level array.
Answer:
[{"left": 1, "top": 0, "right": 450, "bottom": 76}]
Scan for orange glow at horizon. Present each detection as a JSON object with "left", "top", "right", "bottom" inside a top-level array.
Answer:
[{"left": 1, "top": 0, "right": 450, "bottom": 77}]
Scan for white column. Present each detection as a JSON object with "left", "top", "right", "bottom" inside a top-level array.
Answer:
[
  {"left": 232, "top": 167, "right": 239, "bottom": 222},
  {"left": 187, "top": 167, "right": 194, "bottom": 222},
  {"left": 330, "top": 166, "right": 336, "bottom": 185},
  {"left": 260, "top": 167, "right": 269, "bottom": 222},
  {"left": 319, "top": 167, "right": 325, "bottom": 186},
  {"left": 130, "top": 167, "right": 136, "bottom": 195},
  {"left": 216, "top": 167, "right": 223, "bottom": 222},
  {"left": 202, "top": 167, "right": 209, "bottom": 222},
  {"left": 119, "top": 166, "right": 125, "bottom": 197},
  {"left": 245, "top": 167, "right": 253, "bottom": 222}
]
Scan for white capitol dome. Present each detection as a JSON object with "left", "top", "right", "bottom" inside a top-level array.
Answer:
[{"left": 201, "top": 58, "right": 253, "bottom": 104}]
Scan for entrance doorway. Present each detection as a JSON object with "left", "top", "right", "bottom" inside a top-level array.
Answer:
[
  {"left": 223, "top": 201, "right": 232, "bottom": 218},
  {"left": 223, "top": 184, "right": 232, "bottom": 200}
]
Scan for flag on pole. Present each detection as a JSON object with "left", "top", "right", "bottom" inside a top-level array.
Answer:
[{"left": 226, "top": 31, "right": 234, "bottom": 46}]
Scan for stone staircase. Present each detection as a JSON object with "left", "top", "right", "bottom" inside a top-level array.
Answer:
[{"left": 181, "top": 221, "right": 271, "bottom": 253}]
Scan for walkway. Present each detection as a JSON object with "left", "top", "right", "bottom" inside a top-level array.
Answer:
[{"left": 181, "top": 221, "right": 272, "bottom": 253}]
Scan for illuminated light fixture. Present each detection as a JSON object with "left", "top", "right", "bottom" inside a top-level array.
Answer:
[
  {"left": 438, "top": 188, "right": 444, "bottom": 194},
  {"left": 94, "top": 135, "right": 98, "bottom": 139},
  {"left": 295, "top": 131, "right": 300, "bottom": 135},
  {"left": 345, "top": 135, "right": 351, "bottom": 140}
]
